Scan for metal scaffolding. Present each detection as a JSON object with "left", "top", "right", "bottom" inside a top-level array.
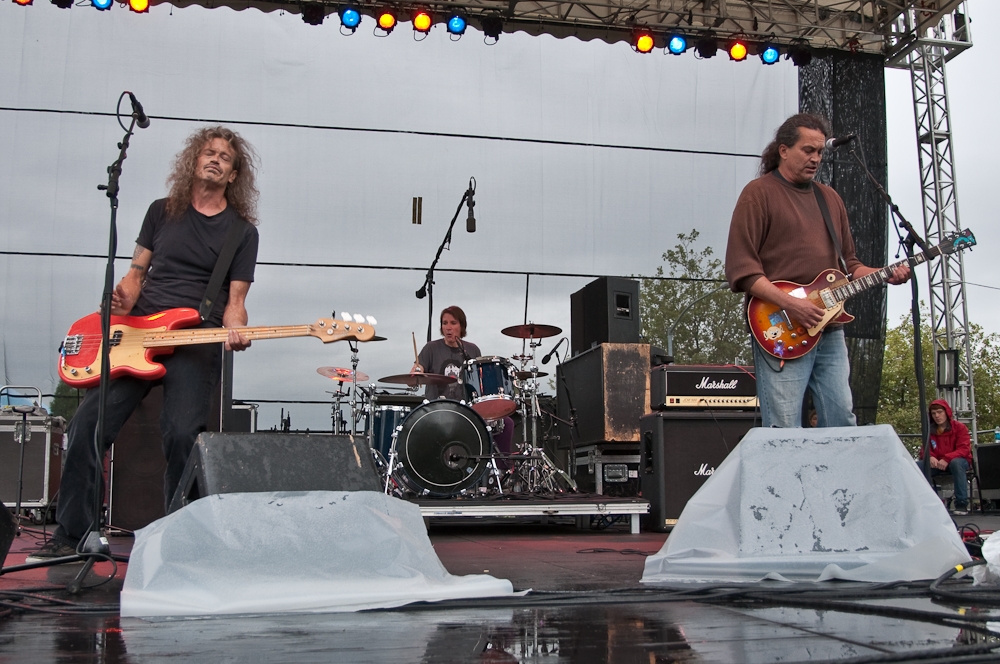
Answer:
[{"left": 887, "top": 5, "right": 976, "bottom": 438}]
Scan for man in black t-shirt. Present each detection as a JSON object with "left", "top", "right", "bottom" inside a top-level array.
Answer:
[{"left": 29, "top": 127, "right": 261, "bottom": 561}]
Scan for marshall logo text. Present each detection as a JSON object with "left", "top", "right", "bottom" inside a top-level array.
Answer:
[
  {"left": 693, "top": 463, "right": 715, "bottom": 476},
  {"left": 695, "top": 377, "right": 739, "bottom": 391}
]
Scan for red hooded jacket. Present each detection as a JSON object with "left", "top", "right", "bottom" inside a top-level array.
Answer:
[{"left": 924, "top": 399, "right": 973, "bottom": 464}]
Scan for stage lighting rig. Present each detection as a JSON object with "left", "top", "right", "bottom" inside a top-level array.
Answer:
[
  {"left": 787, "top": 41, "right": 813, "bottom": 67},
  {"left": 446, "top": 13, "right": 467, "bottom": 36},
  {"left": 727, "top": 36, "right": 748, "bottom": 61},
  {"left": 666, "top": 33, "right": 688, "bottom": 55},
  {"left": 301, "top": 3, "right": 325, "bottom": 25},
  {"left": 412, "top": 8, "right": 432, "bottom": 34},
  {"left": 376, "top": 7, "right": 398, "bottom": 33},
  {"left": 339, "top": 6, "right": 361, "bottom": 31},
  {"left": 694, "top": 33, "right": 718, "bottom": 59},
  {"left": 632, "top": 29, "right": 655, "bottom": 54},
  {"left": 128, "top": 0, "right": 149, "bottom": 13},
  {"left": 759, "top": 42, "right": 780, "bottom": 65},
  {"left": 481, "top": 14, "right": 503, "bottom": 43}
]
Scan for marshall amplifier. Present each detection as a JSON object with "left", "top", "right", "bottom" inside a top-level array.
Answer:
[
  {"left": 650, "top": 364, "right": 757, "bottom": 410},
  {"left": 639, "top": 410, "right": 759, "bottom": 531}
]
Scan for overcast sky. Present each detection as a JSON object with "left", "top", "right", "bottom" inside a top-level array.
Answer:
[{"left": 0, "top": 0, "right": 991, "bottom": 431}]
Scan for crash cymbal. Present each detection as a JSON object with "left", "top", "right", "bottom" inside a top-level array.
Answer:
[
  {"left": 514, "top": 370, "right": 548, "bottom": 380},
  {"left": 501, "top": 323, "right": 562, "bottom": 339},
  {"left": 317, "top": 367, "right": 370, "bottom": 382},
  {"left": 378, "top": 373, "right": 458, "bottom": 387}
]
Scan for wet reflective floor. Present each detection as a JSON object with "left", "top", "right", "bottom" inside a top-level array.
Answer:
[{"left": 3, "top": 519, "right": 1000, "bottom": 663}]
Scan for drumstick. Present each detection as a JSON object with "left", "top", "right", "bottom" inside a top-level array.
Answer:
[{"left": 412, "top": 332, "right": 419, "bottom": 363}]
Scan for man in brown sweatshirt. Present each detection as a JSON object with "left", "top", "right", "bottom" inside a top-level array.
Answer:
[{"left": 725, "top": 113, "right": 909, "bottom": 428}]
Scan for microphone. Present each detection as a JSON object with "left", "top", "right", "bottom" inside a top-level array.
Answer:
[
  {"left": 541, "top": 337, "right": 566, "bottom": 365},
  {"left": 824, "top": 134, "right": 855, "bottom": 150},
  {"left": 127, "top": 92, "right": 150, "bottom": 129},
  {"left": 466, "top": 184, "right": 476, "bottom": 233},
  {"left": 415, "top": 284, "right": 427, "bottom": 299}
]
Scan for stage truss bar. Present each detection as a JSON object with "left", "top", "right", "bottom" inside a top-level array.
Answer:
[
  {"left": 415, "top": 498, "right": 650, "bottom": 534},
  {"left": 160, "top": 1, "right": 969, "bottom": 57},
  {"left": 898, "top": 3, "right": 977, "bottom": 441}
]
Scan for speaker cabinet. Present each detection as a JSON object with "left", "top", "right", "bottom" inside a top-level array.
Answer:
[
  {"left": 570, "top": 277, "right": 641, "bottom": 356},
  {"left": 976, "top": 444, "right": 1000, "bottom": 499},
  {"left": 0, "top": 505, "right": 15, "bottom": 562},
  {"left": 0, "top": 414, "right": 63, "bottom": 510},
  {"left": 639, "top": 410, "right": 759, "bottom": 531},
  {"left": 556, "top": 343, "right": 650, "bottom": 448},
  {"left": 168, "top": 432, "right": 380, "bottom": 513}
]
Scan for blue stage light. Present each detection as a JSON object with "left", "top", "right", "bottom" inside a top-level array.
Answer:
[
  {"left": 92, "top": 0, "right": 112, "bottom": 9},
  {"left": 667, "top": 34, "right": 687, "bottom": 55},
  {"left": 760, "top": 43, "right": 780, "bottom": 64},
  {"left": 339, "top": 7, "right": 361, "bottom": 29},
  {"left": 447, "top": 14, "right": 467, "bottom": 35}
]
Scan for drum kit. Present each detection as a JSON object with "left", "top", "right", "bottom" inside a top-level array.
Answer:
[{"left": 317, "top": 322, "right": 576, "bottom": 498}]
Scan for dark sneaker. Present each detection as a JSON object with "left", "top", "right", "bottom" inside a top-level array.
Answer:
[
  {"left": 951, "top": 504, "right": 970, "bottom": 516},
  {"left": 24, "top": 539, "right": 78, "bottom": 563}
]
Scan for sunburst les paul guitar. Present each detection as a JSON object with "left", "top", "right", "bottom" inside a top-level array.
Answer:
[
  {"left": 58, "top": 307, "right": 377, "bottom": 388},
  {"left": 749, "top": 229, "right": 976, "bottom": 360}
]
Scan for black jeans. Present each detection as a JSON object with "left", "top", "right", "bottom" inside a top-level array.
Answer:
[{"left": 53, "top": 343, "right": 222, "bottom": 545}]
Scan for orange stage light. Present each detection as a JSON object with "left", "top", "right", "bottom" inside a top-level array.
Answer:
[
  {"left": 413, "top": 11, "right": 432, "bottom": 33},
  {"left": 635, "top": 32, "right": 655, "bottom": 54},
  {"left": 129, "top": 0, "right": 149, "bottom": 12},
  {"left": 728, "top": 41, "right": 748, "bottom": 61},
  {"left": 377, "top": 10, "right": 397, "bottom": 31},
  {"left": 14, "top": 0, "right": 33, "bottom": 6}
]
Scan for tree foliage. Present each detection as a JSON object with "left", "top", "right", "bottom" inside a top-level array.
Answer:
[
  {"left": 877, "top": 310, "right": 1000, "bottom": 454},
  {"left": 639, "top": 230, "right": 750, "bottom": 365},
  {"left": 49, "top": 381, "right": 83, "bottom": 422}
]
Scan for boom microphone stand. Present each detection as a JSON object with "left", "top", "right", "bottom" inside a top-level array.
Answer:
[{"left": 848, "top": 143, "right": 932, "bottom": 481}]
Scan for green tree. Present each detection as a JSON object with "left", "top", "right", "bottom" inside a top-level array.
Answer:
[
  {"left": 639, "top": 230, "right": 750, "bottom": 365},
  {"left": 49, "top": 381, "right": 83, "bottom": 422},
  {"left": 877, "top": 311, "right": 1000, "bottom": 454}
]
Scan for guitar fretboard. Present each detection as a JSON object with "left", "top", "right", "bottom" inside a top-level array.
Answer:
[
  {"left": 142, "top": 325, "right": 314, "bottom": 348},
  {"left": 828, "top": 249, "right": 937, "bottom": 304}
]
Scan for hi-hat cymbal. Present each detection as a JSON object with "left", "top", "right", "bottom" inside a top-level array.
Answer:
[
  {"left": 317, "top": 366, "right": 370, "bottom": 382},
  {"left": 378, "top": 373, "right": 458, "bottom": 387},
  {"left": 514, "top": 370, "right": 548, "bottom": 380},
  {"left": 501, "top": 323, "right": 562, "bottom": 339}
]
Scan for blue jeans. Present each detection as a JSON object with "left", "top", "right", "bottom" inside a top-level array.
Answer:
[
  {"left": 932, "top": 457, "right": 970, "bottom": 507},
  {"left": 752, "top": 327, "right": 856, "bottom": 428},
  {"left": 53, "top": 343, "right": 222, "bottom": 545}
]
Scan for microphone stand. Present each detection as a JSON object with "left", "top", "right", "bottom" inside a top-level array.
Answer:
[
  {"left": 552, "top": 346, "right": 580, "bottom": 480},
  {"left": 848, "top": 145, "right": 932, "bottom": 481},
  {"left": 415, "top": 181, "right": 475, "bottom": 342}
]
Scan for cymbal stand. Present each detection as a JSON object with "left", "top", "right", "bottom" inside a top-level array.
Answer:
[
  {"left": 348, "top": 340, "right": 362, "bottom": 436},
  {"left": 327, "top": 386, "right": 349, "bottom": 435}
]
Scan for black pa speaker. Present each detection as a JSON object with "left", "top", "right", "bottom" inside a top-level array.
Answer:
[
  {"left": 168, "top": 432, "right": 380, "bottom": 513},
  {"left": 976, "top": 444, "right": 1000, "bottom": 492},
  {"left": 0, "top": 505, "right": 16, "bottom": 563},
  {"left": 570, "top": 277, "right": 641, "bottom": 355},
  {"left": 639, "top": 410, "right": 759, "bottom": 531}
]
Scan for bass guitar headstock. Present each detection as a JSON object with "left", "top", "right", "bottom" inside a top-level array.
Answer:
[{"left": 309, "top": 314, "right": 377, "bottom": 343}]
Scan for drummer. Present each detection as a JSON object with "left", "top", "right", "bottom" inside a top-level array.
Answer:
[{"left": 412, "top": 305, "right": 515, "bottom": 460}]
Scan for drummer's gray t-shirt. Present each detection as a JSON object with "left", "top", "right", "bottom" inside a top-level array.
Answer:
[{"left": 418, "top": 338, "right": 482, "bottom": 401}]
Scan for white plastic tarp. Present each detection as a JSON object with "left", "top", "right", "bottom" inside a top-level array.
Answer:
[
  {"left": 120, "top": 491, "right": 514, "bottom": 617},
  {"left": 642, "top": 425, "right": 970, "bottom": 584}
]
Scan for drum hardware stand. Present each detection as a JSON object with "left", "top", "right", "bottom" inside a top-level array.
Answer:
[
  {"left": 327, "top": 387, "right": 350, "bottom": 435},
  {"left": 348, "top": 340, "right": 363, "bottom": 436}
]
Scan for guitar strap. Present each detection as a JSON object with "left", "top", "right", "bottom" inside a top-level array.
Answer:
[
  {"left": 198, "top": 218, "right": 247, "bottom": 322},
  {"left": 812, "top": 184, "right": 850, "bottom": 276}
]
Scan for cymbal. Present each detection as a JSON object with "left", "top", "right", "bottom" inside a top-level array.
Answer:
[
  {"left": 501, "top": 323, "right": 561, "bottom": 339},
  {"left": 317, "top": 366, "right": 370, "bottom": 382},
  {"left": 514, "top": 370, "right": 548, "bottom": 380},
  {"left": 378, "top": 373, "right": 458, "bottom": 387}
]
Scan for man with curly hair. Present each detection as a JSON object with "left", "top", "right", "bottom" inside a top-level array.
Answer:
[{"left": 29, "top": 127, "right": 261, "bottom": 561}]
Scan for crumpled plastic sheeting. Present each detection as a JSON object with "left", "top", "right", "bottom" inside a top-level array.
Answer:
[
  {"left": 642, "top": 425, "right": 970, "bottom": 584},
  {"left": 120, "top": 491, "right": 513, "bottom": 617},
  {"left": 972, "top": 533, "right": 1000, "bottom": 585}
]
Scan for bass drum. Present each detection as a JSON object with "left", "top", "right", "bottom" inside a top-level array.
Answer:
[{"left": 395, "top": 400, "right": 492, "bottom": 496}]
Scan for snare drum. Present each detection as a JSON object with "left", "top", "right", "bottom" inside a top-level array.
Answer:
[
  {"left": 370, "top": 405, "right": 411, "bottom": 459},
  {"left": 463, "top": 356, "right": 517, "bottom": 420}
]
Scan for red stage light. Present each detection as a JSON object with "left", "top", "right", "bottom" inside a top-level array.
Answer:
[
  {"left": 14, "top": 0, "right": 33, "bottom": 6},
  {"left": 377, "top": 10, "right": 397, "bottom": 32},
  {"left": 728, "top": 40, "right": 748, "bottom": 61},
  {"left": 634, "top": 31, "right": 655, "bottom": 54},
  {"left": 129, "top": 0, "right": 149, "bottom": 12},
  {"left": 412, "top": 10, "right": 432, "bottom": 33}
]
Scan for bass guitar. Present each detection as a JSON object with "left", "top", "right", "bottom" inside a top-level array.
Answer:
[
  {"left": 58, "top": 308, "right": 376, "bottom": 388},
  {"left": 748, "top": 229, "right": 976, "bottom": 360}
]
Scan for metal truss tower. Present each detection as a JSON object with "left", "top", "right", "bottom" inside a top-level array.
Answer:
[{"left": 887, "top": 4, "right": 976, "bottom": 438}]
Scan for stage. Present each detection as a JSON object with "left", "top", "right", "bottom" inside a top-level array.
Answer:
[{"left": 3, "top": 512, "right": 1000, "bottom": 662}]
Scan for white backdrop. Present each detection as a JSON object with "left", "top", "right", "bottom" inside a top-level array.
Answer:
[{"left": 0, "top": 1, "right": 797, "bottom": 430}]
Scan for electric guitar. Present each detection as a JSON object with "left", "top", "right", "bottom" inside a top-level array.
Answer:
[
  {"left": 58, "top": 308, "right": 376, "bottom": 388},
  {"left": 748, "top": 229, "right": 976, "bottom": 360}
]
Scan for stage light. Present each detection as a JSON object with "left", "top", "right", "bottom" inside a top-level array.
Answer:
[
  {"left": 412, "top": 9, "right": 432, "bottom": 33},
  {"left": 727, "top": 38, "right": 748, "bottom": 61},
  {"left": 694, "top": 33, "right": 718, "bottom": 59},
  {"left": 760, "top": 42, "right": 780, "bottom": 64},
  {"left": 91, "top": 0, "right": 112, "bottom": 10},
  {"left": 301, "top": 3, "right": 325, "bottom": 25},
  {"left": 481, "top": 14, "right": 503, "bottom": 42},
  {"left": 446, "top": 14, "right": 467, "bottom": 35},
  {"left": 14, "top": 0, "right": 32, "bottom": 6},
  {"left": 377, "top": 8, "right": 397, "bottom": 32},
  {"left": 633, "top": 29, "right": 655, "bottom": 54},
  {"left": 339, "top": 6, "right": 361, "bottom": 30},
  {"left": 788, "top": 42, "right": 813, "bottom": 67},
  {"left": 666, "top": 33, "right": 688, "bottom": 55},
  {"left": 52, "top": 0, "right": 73, "bottom": 7},
  {"left": 128, "top": 0, "right": 149, "bottom": 13}
]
